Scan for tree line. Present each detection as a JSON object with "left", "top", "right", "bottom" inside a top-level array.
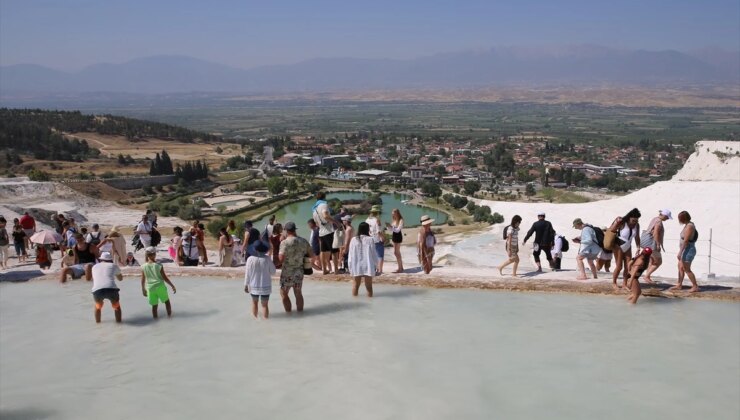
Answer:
[{"left": 0, "top": 108, "right": 222, "bottom": 163}]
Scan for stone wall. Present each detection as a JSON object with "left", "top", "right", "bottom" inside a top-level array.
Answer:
[{"left": 102, "top": 175, "right": 176, "bottom": 190}]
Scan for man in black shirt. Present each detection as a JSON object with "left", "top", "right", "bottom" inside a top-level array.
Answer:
[{"left": 522, "top": 212, "right": 555, "bottom": 272}]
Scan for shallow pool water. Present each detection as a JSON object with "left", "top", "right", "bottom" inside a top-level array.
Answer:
[
  {"left": 252, "top": 192, "right": 448, "bottom": 228},
  {"left": 1, "top": 278, "right": 738, "bottom": 420}
]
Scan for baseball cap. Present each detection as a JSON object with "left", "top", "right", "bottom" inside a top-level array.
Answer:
[
  {"left": 572, "top": 218, "right": 583, "bottom": 227},
  {"left": 284, "top": 221, "right": 297, "bottom": 232},
  {"left": 99, "top": 252, "right": 113, "bottom": 261},
  {"left": 659, "top": 209, "right": 673, "bottom": 220}
]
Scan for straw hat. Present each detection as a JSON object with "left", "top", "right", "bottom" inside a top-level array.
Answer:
[{"left": 420, "top": 215, "right": 434, "bottom": 226}]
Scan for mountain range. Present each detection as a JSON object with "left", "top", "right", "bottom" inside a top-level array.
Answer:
[{"left": 1, "top": 46, "right": 738, "bottom": 94}]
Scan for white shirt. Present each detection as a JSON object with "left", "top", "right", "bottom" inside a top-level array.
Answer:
[
  {"left": 91, "top": 262, "right": 121, "bottom": 292},
  {"left": 136, "top": 221, "right": 152, "bottom": 240},
  {"left": 618, "top": 223, "right": 638, "bottom": 252},
  {"left": 244, "top": 254, "right": 276, "bottom": 295},
  {"left": 348, "top": 235, "right": 379, "bottom": 277},
  {"left": 552, "top": 235, "right": 563, "bottom": 257},
  {"left": 314, "top": 202, "right": 335, "bottom": 236},
  {"left": 366, "top": 216, "right": 383, "bottom": 243},
  {"left": 182, "top": 238, "right": 199, "bottom": 260}
]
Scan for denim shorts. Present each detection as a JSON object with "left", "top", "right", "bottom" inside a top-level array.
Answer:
[
  {"left": 374, "top": 242, "right": 385, "bottom": 259},
  {"left": 681, "top": 243, "right": 697, "bottom": 263},
  {"left": 14, "top": 242, "right": 26, "bottom": 256}
]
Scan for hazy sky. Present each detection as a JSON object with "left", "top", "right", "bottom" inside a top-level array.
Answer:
[{"left": 1, "top": 0, "right": 738, "bottom": 70}]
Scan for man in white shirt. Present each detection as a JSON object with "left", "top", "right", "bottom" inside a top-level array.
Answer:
[
  {"left": 136, "top": 214, "right": 153, "bottom": 247},
  {"left": 312, "top": 192, "right": 339, "bottom": 274},
  {"left": 89, "top": 252, "right": 123, "bottom": 323}
]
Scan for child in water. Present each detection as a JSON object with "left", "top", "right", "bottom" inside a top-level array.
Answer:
[{"left": 140, "top": 247, "right": 177, "bottom": 318}]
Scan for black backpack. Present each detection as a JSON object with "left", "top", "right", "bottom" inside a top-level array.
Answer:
[
  {"left": 586, "top": 225, "right": 605, "bottom": 249},
  {"left": 150, "top": 228, "right": 161, "bottom": 247},
  {"left": 503, "top": 225, "right": 510, "bottom": 240},
  {"left": 559, "top": 235, "right": 570, "bottom": 252},
  {"left": 89, "top": 231, "right": 102, "bottom": 245}
]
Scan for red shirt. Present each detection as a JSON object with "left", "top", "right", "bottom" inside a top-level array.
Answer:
[{"left": 19, "top": 215, "right": 35, "bottom": 230}]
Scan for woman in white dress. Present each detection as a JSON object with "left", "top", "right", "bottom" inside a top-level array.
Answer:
[{"left": 348, "top": 222, "right": 378, "bottom": 297}]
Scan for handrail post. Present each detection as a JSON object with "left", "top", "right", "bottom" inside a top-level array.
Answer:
[{"left": 707, "top": 228, "right": 715, "bottom": 279}]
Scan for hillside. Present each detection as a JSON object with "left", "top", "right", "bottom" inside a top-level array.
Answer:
[{"left": 1, "top": 46, "right": 738, "bottom": 94}]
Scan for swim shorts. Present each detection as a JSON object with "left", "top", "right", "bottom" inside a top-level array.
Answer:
[
  {"left": 251, "top": 294, "right": 270, "bottom": 302},
  {"left": 93, "top": 288, "right": 120, "bottom": 303},
  {"left": 280, "top": 267, "right": 304, "bottom": 289},
  {"left": 319, "top": 233, "right": 334, "bottom": 253},
  {"left": 681, "top": 244, "right": 696, "bottom": 263},
  {"left": 146, "top": 283, "right": 170, "bottom": 306}
]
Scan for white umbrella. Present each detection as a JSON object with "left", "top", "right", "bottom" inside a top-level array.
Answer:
[{"left": 30, "top": 230, "right": 63, "bottom": 245}]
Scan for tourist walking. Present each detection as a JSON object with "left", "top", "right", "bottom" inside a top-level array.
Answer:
[
  {"left": 169, "top": 227, "right": 184, "bottom": 266},
  {"left": 12, "top": 221, "right": 28, "bottom": 264},
  {"left": 193, "top": 222, "right": 208, "bottom": 266},
  {"left": 312, "top": 192, "right": 340, "bottom": 274},
  {"left": 366, "top": 205, "right": 386, "bottom": 275},
  {"left": 417, "top": 215, "right": 436, "bottom": 274},
  {"left": 332, "top": 219, "right": 346, "bottom": 272},
  {"left": 642, "top": 209, "right": 671, "bottom": 283},
  {"left": 626, "top": 247, "right": 653, "bottom": 304},
  {"left": 278, "top": 221, "right": 313, "bottom": 313},
  {"left": 85, "top": 223, "right": 103, "bottom": 246},
  {"left": 497, "top": 215, "right": 522, "bottom": 277},
  {"left": 218, "top": 227, "right": 235, "bottom": 267},
  {"left": 19, "top": 211, "right": 36, "bottom": 250},
  {"left": 269, "top": 223, "right": 284, "bottom": 269},
  {"left": 552, "top": 232, "right": 567, "bottom": 270},
  {"left": 572, "top": 218, "right": 599, "bottom": 280},
  {"left": 387, "top": 208, "right": 405, "bottom": 273},
  {"left": 522, "top": 211, "right": 555, "bottom": 272},
  {"left": 135, "top": 214, "right": 153, "bottom": 247},
  {"left": 89, "top": 252, "right": 123, "bottom": 323},
  {"left": 141, "top": 247, "right": 177, "bottom": 318},
  {"left": 670, "top": 211, "right": 700, "bottom": 292},
  {"left": 608, "top": 208, "right": 641, "bottom": 289},
  {"left": 348, "top": 222, "right": 378, "bottom": 297},
  {"left": 244, "top": 242, "right": 275, "bottom": 319},
  {"left": 0, "top": 216, "right": 9, "bottom": 269}
]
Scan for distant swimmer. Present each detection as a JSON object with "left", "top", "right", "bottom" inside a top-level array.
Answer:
[
  {"left": 497, "top": 215, "right": 522, "bottom": 277},
  {"left": 140, "top": 247, "right": 177, "bottom": 318},
  {"left": 626, "top": 247, "right": 653, "bottom": 304},
  {"left": 88, "top": 252, "right": 123, "bottom": 323}
]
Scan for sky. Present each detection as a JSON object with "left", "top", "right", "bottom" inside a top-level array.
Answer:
[{"left": 1, "top": 0, "right": 738, "bottom": 70}]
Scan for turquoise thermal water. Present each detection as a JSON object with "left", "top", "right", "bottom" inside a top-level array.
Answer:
[{"left": 1, "top": 278, "right": 738, "bottom": 420}]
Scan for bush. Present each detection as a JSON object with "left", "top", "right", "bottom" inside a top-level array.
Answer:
[
  {"left": 142, "top": 185, "right": 154, "bottom": 195},
  {"left": 447, "top": 220, "right": 456, "bottom": 226},
  {"left": 177, "top": 204, "right": 202, "bottom": 220},
  {"left": 100, "top": 171, "right": 116, "bottom": 179},
  {"left": 206, "top": 217, "right": 242, "bottom": 239},
  {"left": 461, "top": 218, "right": 470, "bottom": 225},
  {"left": 27, "top": 169, "right": 51, "bottom": 181},
  {"left": 491, "top": 212, "right": 505, "bottom": 224}
]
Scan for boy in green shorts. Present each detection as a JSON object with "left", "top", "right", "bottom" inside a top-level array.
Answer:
[{"left": 140, "top": 247, "right": 177, "bottom": 318}]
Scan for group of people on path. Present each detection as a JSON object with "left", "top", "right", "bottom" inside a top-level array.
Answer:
[{"left": 498, "top": 208, "right": 701, "bottom": 304}]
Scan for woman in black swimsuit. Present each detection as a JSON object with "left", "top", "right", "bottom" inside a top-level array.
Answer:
[{"left": 386, "top": 208, "right": 405, "bottom": 273}]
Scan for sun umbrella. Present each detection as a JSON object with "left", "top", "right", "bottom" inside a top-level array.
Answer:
[{"left": 30, "top": 230, "right": 63, "bottom": 245}]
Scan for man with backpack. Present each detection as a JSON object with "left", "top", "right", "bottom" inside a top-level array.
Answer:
[
  {"left": 552, "top": 232, "right": 569, "bottom": 270},
  {"left": 522, "top": 212, "right": 556, "bottom": 272},
  {"left": 85, "top": 223, "right": 103, "bottom": 246},
  {"left": 572, "top": 218, "right": 601, "bottom": 280}
]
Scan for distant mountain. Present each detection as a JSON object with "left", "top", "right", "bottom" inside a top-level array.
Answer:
[{"left": 1, "top": 46, "right": 737, "bottom": 94}]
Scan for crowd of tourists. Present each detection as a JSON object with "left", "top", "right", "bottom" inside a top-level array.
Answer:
[
  {"left": 497, "top": 208, "right": 700, "bottom": 304},
  {"left": 0, "top": 194, "right": 703, "bottom": 322}
]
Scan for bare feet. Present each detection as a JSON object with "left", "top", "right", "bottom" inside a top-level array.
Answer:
[
  {"left": 668, "top": 285, "right": 682, "bottom": 291},
  {"left": 576, "top": 275, "right": 588, "bottom": 280},
  {"left": 689, "top": 287, "right": 700, "bottom": 293},
  {"left": 612, "top": 283, "right": 620, "bottom": 291},
  {"left": 644, "top": 276, "right": 656, "bottom": 284}
]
